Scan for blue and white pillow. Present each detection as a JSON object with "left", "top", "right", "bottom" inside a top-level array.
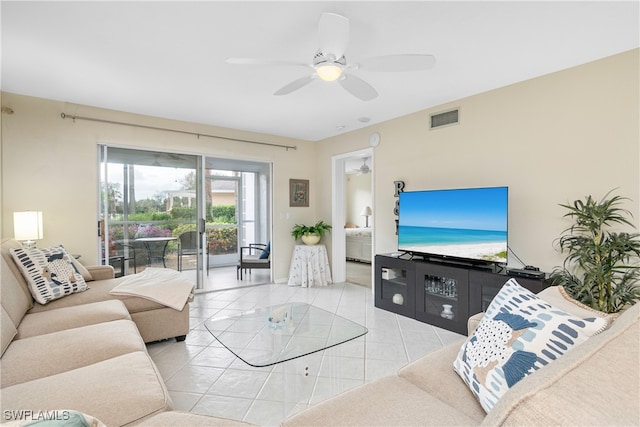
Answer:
[
  {"left": 10, "top": 245, "right": 88, "bottom": 304},
  {"left": 259, "top": 241, "right": 271, "bottom": 259},
  {"left": 453, "top": 278, "right": 608, "bottom": 413}
]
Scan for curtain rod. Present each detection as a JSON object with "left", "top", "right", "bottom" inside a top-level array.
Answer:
[{"left": 60, "top": 112, "right": 297, "bottom": 151}]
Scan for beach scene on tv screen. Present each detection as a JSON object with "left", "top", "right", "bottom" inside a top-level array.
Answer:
[{"left": 398, "top": 187, "right": 508, "bottom": 263}]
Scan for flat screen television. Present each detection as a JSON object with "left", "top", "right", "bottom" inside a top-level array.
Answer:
[{"left": 398, "top": 186, "right": 508, "bottom": 265}]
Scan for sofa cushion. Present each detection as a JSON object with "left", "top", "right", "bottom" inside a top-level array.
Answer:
[
  {"left": 1, "top": 239, "right": 33, "bottom": 306},
  {"left": 71, "top": 257, "right": 94, "bottom": 282},
  {"left": 130, "top": 305, "right": 190, "bottom": 343},
  {"left": 137, "top": 411, "right": 256, "bottom": 426},
  {"left": 481, "top": 302, "right": 639, "bottom": 426},
  {"left": 1, "top": 307, "right": 17, "bottom": 357},
  {"left": 453, "top": 278, "right": 608, "bottom": 413},
  {"left": 10, "top": 246, "right": 88, "bottom": 304},
  {"left": 16, "top": 300, "right": 131, "bottom": 340},
  {"left": 1, "top": 254, "right": 33, "bottom": 328},
  {"left": 398, "top": 340, "right": 486, "bottom": 423},
  {"left": 0, "top": 351, "right": 172, "bottom": 426},
  {"left": 86, "top": 265, "right": 115, "bottom": 281},
  {"left": 537, "top": 285, "right": 616, "bottom": 324},
  {"left": 1, "top": 319, "right": 145, "bottom": 387},
  {"left": 23, "top": 277, "right": 191, "bottom": 344},
  {"left": 467, "top": 312, "right": 484, "bottom": 336},
  {"left": 25, "top": 277, "right": 167, "bottom": 314},
  {"left": 281, "top": 375, "right": 478, "bottom": 426}
]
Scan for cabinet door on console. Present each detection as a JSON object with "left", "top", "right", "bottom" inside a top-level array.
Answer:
[
  {"left": 468, "top": 270, "right": 549, "bottom": 316},
  {"left": 374, "top": 255, "right": 416, "bottom": 318},
  {"left": 415, "top": 263, "right": 469, "bottom": 335}
]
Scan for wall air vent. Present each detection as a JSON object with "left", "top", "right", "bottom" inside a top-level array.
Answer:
[{"left": 430, "top": 108, "right": 459, "bottom": 129}]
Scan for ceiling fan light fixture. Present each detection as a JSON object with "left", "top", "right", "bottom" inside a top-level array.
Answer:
[{"left": 316, "top": 63, "right": 343, "bottom": 82}]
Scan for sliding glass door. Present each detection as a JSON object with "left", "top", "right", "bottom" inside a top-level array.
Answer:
[
  {"left": 99, "top": 146, "right": 205, "bottom": 286},
  {"left": 204, "top": 158, "right": 271, "bottom": 279},
  {"left": 99, "top": 146, "right": 271, "bottom": 291}
]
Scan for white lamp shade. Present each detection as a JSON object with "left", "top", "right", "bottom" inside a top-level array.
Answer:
[
  {"left": 360, "top": 206, "right": 372, "bottom": 216},
  {"left": 14, "top": 211, "right": 44, "bottom": 241}
]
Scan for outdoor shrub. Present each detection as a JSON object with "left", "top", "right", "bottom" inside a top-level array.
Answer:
[
  {"left": 171, "top": 206, "right": 197, "bottom": 220},
  {"left": 207, "top": 227, "right": 238, "bottom": 255},
  {"left": 209, "top": 205, "right": 236, "bottom": 223}
]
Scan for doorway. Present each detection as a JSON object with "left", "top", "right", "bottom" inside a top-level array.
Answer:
[
  {"left": 201, "top": 157, "right": 272, "bottom": 291},
  {"left": 331, "top": 148, "right": 374, "bottom": 289}
]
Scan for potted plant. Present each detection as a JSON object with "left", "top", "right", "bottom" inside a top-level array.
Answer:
[
  {"left": 291, "top": 220, "right": 332, "bottom": 245},
  {"left": 551, "top": 190, "right": 640, "bottom": 313}
]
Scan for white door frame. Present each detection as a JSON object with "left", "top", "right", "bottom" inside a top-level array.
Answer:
[{"left": 331, "top": 147, "right": 374, "bottom": 287}]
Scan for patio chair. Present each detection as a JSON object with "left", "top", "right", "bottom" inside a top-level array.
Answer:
[
  {"left": 112, "top": 241, "right": 137, "bottom": 277},
  {"left": 178, "top": 231, "right": 209, "bottom": 272},
  {"left": 237, "top": 242, "right": 270, "bottom": 280}
]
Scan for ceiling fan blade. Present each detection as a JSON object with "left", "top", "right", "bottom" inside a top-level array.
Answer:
[
  {"left": 339, "top": 74, "right": 378, "bottom": 101},
  {"left": 274, "top": 75, "right": 315, "bottom": 96},
  {"left": 318, "top": 12, "right": 349, "bottom": 58},
  {"left": 226, "top": 58, "right": 309, "bottom": 68},
  {"left": 359, "top": 54, "right": 436, "bottom": 72}
]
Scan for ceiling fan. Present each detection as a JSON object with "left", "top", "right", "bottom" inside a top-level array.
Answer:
[
  {"left": 351, "top": 158, "right": 371, "bottom": 175},
  {"left": 226, "top": 12, "right": 436, "bottom": 101}
]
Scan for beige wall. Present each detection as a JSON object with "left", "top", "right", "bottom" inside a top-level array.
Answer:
[
  {"left": 0, "top": 94, "right": 317, "bottom": 282},
  {"left": 317, "top": 49, "right": 639, "bottom": 273},
  {"left": 210, "top": 192, "right": 236, "bottom": 207},
  {"left": 2, "top": 49, "right": 638, "bottom": 280}
]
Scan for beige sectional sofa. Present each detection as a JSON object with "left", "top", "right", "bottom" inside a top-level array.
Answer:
[
  {"left": 1, "top": 238, "right": 189, "bottom": 344},
  {"left": 283, "top": 296, "right": 640, "bottom": 426},
  {"left": 0, "top": 238, "right": 257, "bottom": 426},
  {"left": 1, "top": 243, "right": 166, "bottom": 425}
]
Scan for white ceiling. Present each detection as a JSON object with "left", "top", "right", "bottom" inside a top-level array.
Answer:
[{"left": 2, "top": 2, "right": 638, "bottom": 142}]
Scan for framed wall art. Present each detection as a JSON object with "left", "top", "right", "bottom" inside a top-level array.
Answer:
[{"left": 289, "top": 179, "right": 309, "bottom": 207}]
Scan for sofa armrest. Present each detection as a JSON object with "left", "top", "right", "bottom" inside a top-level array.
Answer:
[
  {"left": 86, "top": 265, "right": 115, "bottom": 280},
  {"left": 467, "top": 312, "right": 484, "bottom": 336}
]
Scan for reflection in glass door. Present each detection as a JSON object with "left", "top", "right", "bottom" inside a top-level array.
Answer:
[{"left": 98, "top": 146, "right": 205, "bottom": 287}]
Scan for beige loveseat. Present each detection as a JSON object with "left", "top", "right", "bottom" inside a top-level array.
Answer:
[{"left": 282, "top": 295, "right": 640, "bottom": 426}]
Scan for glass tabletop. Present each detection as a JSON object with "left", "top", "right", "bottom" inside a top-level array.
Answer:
[{"left": 204, "top": 302, "right": 368, "bottom": 367}]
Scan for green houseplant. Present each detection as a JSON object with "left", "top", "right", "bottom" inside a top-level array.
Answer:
[
  {"left": 291, "top": 220, "right": 332, "bottom": 245},
  {"left": 551, "top": 190, "right": 640, "bottom": 313}
]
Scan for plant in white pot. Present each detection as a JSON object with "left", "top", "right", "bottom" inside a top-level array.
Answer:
[
  {"left": 550, "top": 190, "right": 640, "bottom": 313},
  {"left": 291, "top": 221, "right": 332, "bottom": 245}
]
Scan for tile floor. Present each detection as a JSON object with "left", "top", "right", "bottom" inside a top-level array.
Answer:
[
  {"left": 345, "top": 260, "right": 373, "bottom": 288},
  {"left": 147, "top": 281, "right": 464, "bottom": 426},
  {"left": 140, "top": 257, "right": 373, "bottom": 292},
  {"left": 185, "top": 265, "right": 273, "bottom": 292}
]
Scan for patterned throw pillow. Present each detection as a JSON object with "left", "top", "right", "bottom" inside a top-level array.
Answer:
[
  {"left": 10, "top": 246, "right": 88, "bottom": 304},
  {"left": 453, "top": 278, "right": 608, "bottom": 413},
  {"left": 2, "top": 409, "right": 106, "bottom": 426}
]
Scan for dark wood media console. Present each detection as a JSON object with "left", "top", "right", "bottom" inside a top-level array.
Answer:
[{"left": 374, "top": 253, "right": 549, "bottom": 334}]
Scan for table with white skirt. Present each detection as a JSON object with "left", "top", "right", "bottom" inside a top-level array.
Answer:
[{"left": 287, "top": 244, "right": 332, "bottom": 287}]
